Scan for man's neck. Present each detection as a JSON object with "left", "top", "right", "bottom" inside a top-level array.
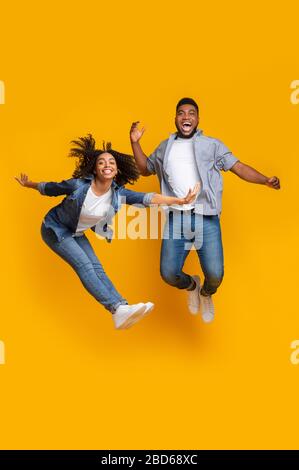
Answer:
[{"left": 176, "top": 128, "right": 198, "bottom": 139}]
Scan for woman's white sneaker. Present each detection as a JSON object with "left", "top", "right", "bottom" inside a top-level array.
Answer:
[
  {"left": 199, "top": 293, "right": 215, "bottom": 323},
  {"left": 123, "top": 301, "right": 155, "bottom": 328},
  {"left": 187, "top": 275, "right": 201, "bottom": 314},
  {"left": 113, "top": 303, "right": 147, "bottom": 329},
  {"left": 143, "top": 302, "right": 154, "bottom": 317}
]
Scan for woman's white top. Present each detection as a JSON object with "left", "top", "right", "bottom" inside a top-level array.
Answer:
[{"left": 75, "top": 186, "right": 113, "bottom": 235}]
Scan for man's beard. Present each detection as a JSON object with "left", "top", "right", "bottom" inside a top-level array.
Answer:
[{"left": 176, "top": 127, "right": 198, "bottom": 139}]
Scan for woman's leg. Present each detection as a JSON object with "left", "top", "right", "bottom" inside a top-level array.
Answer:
[
  {"left": 75, "top": 234, "right": 128, "bottom": 305},
  {"left": 41, "top": 224, "right": 126, "bottom": 312}
]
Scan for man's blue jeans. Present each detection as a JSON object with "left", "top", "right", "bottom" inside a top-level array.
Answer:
[
  {"left": 160, "top": 211, "right": 224, "bottom": 296},
  {"left": 41, "top": 224, "right": 127, "bottom": 313}
]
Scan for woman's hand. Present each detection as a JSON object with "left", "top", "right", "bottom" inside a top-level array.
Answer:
[
  {"left": 150, "top": 183, "right": 201, "bottom": 206},
  {"left": 15, "top": 173, "right": 31, "bottom": 187},
  {"left": 15, "top": 173, "right": 38, "bottom": 190},
  {"left": 177, "top": 183, "right": 201, "bottom": 205}
]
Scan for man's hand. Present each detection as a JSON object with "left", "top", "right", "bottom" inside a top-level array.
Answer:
[
  {"left": 130, "top": 121, "right": 145, "bottom": 143},
  {"left": 265, "top": 176, "right": 280, "bottom": 190}
]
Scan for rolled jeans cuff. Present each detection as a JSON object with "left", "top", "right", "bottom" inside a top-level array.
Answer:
[
  {"left": 110, "top": 300, "right": 128, "bottom": 314},
  {"left": 186, "top": 276, "right": 195, "bottom": 291}
]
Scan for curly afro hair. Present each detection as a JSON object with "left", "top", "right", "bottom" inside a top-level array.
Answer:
[{"left": 69, "top": 134, "right": 140, "bottom": 186}]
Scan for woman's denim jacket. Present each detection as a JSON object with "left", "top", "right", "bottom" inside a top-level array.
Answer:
[{"left": 38, "top": 175, "right": 154, "bottom": 243}]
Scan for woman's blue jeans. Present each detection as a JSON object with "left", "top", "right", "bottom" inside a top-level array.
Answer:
[
  {"left": 160, "top": 211, "right": 224, "bottom": 296},
  {"left": 41, "top": 224, "right": 127, "bottom": 313}
]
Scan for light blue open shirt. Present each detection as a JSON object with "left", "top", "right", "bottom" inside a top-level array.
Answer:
[{"left": 146, "top": 129, "right": 239, "bottom": 216}]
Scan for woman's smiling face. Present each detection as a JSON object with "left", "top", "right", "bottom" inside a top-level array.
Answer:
[{"left": 94, "top": 153, "right": 118, "bottom": 181}]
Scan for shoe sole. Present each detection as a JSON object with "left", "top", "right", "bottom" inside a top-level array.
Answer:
[
  {"left": 201, "top": 313, "right": 215, "bottom": 324},
  {"left": 117, "top": 304, "right": 147, "bottom": 329}
]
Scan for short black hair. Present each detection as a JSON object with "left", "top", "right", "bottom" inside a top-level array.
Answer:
[{"left": 176, "top": 97, "right": 199, "bottom": 113}]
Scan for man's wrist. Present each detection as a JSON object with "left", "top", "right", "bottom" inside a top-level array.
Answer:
[{"left": 262, "top": 176, "right": 269, "bottom": 185}]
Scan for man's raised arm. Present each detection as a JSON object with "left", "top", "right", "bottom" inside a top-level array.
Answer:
[{"left": 130, "top": 121, "right": 151, "bottom": 176}]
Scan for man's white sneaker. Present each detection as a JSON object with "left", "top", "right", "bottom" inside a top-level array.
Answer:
[
  {"left": 113, "top": 303, "right": 147, "bottom": 329},
  {"left": 187, "top": 275, "right": 201, "bottom": 315},
  {"left": 199, "top": 293, "right": 215, "bottom": 323}
]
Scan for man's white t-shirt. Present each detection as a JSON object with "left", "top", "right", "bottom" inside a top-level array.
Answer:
[
  {"left": 165, "top": 136, "right": 200, "bottom": 210},
  {"left": 75, "top": 186, "right": 113, "bottom": 235}
]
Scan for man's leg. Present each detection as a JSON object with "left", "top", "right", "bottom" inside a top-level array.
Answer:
[
  {"left": 195, "top": 215, "right": 224, "bottom": 322},
  {"left": 196, "top": 215, "right": 224, "bottom": 296},
  {"left": 160, "top": 211, "right": 193, "bottom": 290},
  {"left": 160, "top": 210, "right": 203, "bottom": 314}
]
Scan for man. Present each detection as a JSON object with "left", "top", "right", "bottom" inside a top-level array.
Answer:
[{"left": 130, "top": 97, "right": 280, "bottom": 323}]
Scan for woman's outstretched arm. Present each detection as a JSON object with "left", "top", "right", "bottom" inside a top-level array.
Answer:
[
  {"left": 15, "top": 173, "right": 79, "bottom": 196},
  {"left": 120, "top": 183, "right": 201, "bottom": 207},
  {"left": 15, "top": 173, "right": 39, "bottom": 190}
]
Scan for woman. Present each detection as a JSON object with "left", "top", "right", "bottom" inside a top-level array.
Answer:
[{"left": 15, "top": 135, "right": 199, "bottom": 329}]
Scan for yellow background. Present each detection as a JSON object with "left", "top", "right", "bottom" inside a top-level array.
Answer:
[{"left": 0, "top": 0, "right": 298, "bottom": 450}]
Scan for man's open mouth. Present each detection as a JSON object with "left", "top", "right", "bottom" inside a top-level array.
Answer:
[{"left": 181, "top": 122, "right": 192, "bottom": 131}]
